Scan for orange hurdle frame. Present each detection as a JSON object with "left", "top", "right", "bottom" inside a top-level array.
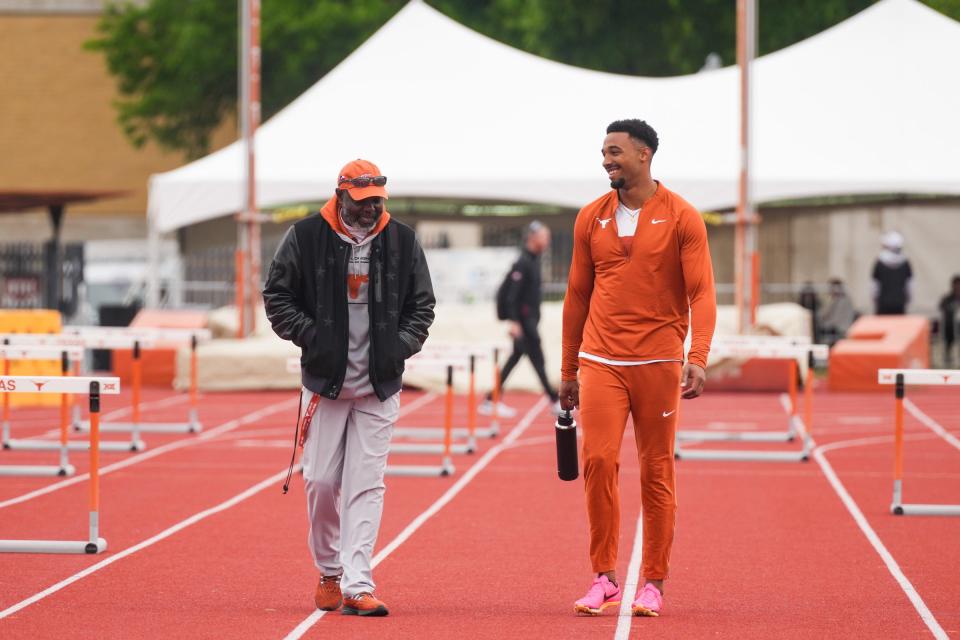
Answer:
[
  {"left": 0, "top": 376, "right": 120, "bottom": 554},
  {"left": 676, "top": 343, "right": 826, "bottom": 463},
  {"left": 879, "top": 368, "right": 960, "bottom": 517},
  {"left": 75, "top": 330, "right": 206, "bottom": 440},
  {"left": 0, "top": 346, "right": 85, "bottom": 475},
  {"left": 0, "top": 332, "right": 155, "bottom": 452},
  {"left": 386, "top": 365, "right": 456, "bottom": 477}
]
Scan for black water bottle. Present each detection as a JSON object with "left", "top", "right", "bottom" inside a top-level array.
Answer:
[{"left": 555, "top": 410, "right": 579, "bottom": 481}]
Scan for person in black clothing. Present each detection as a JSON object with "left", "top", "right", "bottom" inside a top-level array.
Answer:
[
  {"left": 871, "top": 231, "right": 913, "bottom": 315},
  {"left": 797, "top": 281, "right": 820, "bottom": 342},
  {"left": 263, "top": 159, "right": 435, "bottom": 617},
  {"left": 939, "top": 275, "right": 960, "bottom": 366},
  {"left": 480, "top": 221, "right": 561, "bottom": 416}
]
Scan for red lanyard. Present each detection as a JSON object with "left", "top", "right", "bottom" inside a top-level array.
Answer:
[{"left": 299, "top": 393, "right": 321, "bottom": 447}]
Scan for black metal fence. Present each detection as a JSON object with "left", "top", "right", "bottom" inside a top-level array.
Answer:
[{"left": 0, "top": 243, "right": 83, "bottom": 314}]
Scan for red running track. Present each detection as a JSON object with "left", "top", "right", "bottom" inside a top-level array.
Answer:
[{"left": 0, "top": 385, "right": 957, "bottom": 639}]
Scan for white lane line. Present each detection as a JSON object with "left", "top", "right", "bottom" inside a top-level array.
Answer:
[
  {"left": 281, "top": 396, "right": 550, "bottom": 640},
  {"left": 904, "top": 398, "right": 960, "bottom": 453},
  {"left": 0, "top": 397, "right": 298, "bottom": 510},
  {"left": 813, "top": 440, "right": 948, "bottom": 640},
  {"left": 233, "top": 440, "right": 289, "bottom": 448},
  {"left": 0, "top": 465, "right": 291, "bottom": 621},
  {"left": 614, "top": 514, "right": 644, "bottom": 639},
  {"left": 502, "top": 434, "right": 556, "bottom": 450},
  {"left": 0, "top": 392, "right": 446, "bottom": 619},
  {"left": 837, "top": 416, "right": 884, "bottom": 425},
  {"left": 396, "top": 391, "right": 439, "bottom": 419}
]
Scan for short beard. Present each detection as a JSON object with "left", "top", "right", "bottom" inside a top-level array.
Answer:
[{"left": 610, "top": 178, "right": 626, "bottom": 190}]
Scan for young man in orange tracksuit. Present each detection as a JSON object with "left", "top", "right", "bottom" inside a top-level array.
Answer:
[{"left": 561, "top": 120, "right": 716, "bottom": 617}]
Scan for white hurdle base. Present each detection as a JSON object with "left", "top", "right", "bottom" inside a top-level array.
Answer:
[
  {"left": 386, "top": 460, "right": 455, "bottom": 477},
  {"left": 393, "top": 426, "right": 499, "bottom": 439},
  {"left": 892, "top": 503, "right": 960, "bottom": 516},
  {"left": 0, "top": 537, "right": 107, "bottom": 554},
  {"left": 390, "top": 442, "right": 475, "bottom": 455},
  {"left": 678, "top": 429, "right": 795, "bottom": 443},
  {"left": 5, "top": 438, "right": 144, "bottom": 452},
  {"left": 676, "top": 449, "right": 810, "bottom": 463},
  {"left": 76, "top": 421, "right": 201, "bottom": 434},
  {"left": 0, "top": 463, "right": 75, "bottom": 477}
]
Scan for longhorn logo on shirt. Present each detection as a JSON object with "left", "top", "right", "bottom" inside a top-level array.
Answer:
[
  {"left": 347, "top": 274, "right": 369, "bottom": 300},
  {"left": 597, "top": 218, "right": 612, "bottom": 229}
]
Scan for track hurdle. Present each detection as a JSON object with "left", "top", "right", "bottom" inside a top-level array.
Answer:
[
  {"left": 385, "top": 364, "right": 456, "bottom": 477},
  {"left": 393, "top": 346, "right": 503, "bottom": 440},
  {"left": 879, "top": 368, "right": 960, "bottom": 516},
  {"left": 675, "top": 342, "right": 828, "bottom": 463},
  {"left": 391, "top": 356, "right": 477, "bottom": 455},
  {"left": 0, "top": 376, "right": 119, "bottom": 554},
  {"left": 70, "top": 327, "right": 209, "bottom": 436},
  {"left": 0, "top": 345, "right": 82, "bottom": 476},
  {"left": 1, "top": 331, "right": 155, "bottom": 446}
]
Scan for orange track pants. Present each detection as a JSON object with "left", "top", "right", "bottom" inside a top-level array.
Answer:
[{"left": 579, "top": 359, "right": 681, "bottom": 580}]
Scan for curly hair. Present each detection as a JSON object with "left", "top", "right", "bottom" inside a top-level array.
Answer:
[{"left": 606, "top": 119, "right": 659, "bottom": 154}]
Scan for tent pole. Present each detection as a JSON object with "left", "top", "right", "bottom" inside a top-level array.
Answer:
[
  {"left": 736, "top": 0, "right": 758, "bottom": 333},
  {"left": 237, "top": 0, "right": 262, "bottom": 338},
  {"left": 146, "top": 206, "right": 161, "bottom": 308}
]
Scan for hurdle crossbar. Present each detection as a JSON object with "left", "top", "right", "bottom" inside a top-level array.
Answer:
[
  {"left": 75, "top": 330, "right": 207, "bottom": 437},
  {"left": 0, "top": 377, "right": 118, "bottom": 554},
  {"left": 879, "top": 368, "right": 960, "bottom": 517},
  {"left": 0, "top": 346, "right": 84, "bottom": 476},
  {"left": 675, "top": 343, "right": 826, "bottom": 463}
]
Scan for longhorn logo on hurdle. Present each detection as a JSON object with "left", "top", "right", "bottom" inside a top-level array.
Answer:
[{"left": 32, "top": 381, "right": 47, "bottom": 391}]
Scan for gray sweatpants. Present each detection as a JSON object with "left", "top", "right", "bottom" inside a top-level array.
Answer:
[{"left": 300, "top": 388, "right": 399, "bottom": 597}]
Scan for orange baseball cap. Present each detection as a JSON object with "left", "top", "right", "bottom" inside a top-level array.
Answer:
[{"left": 336, "top": 159, "right": 388, "bottom": 201}]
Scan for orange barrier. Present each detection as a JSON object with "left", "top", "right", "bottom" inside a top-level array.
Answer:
[
  {"left": 828, "top": 316, "right": 929, "bottom": 391},
  {"left": 707, "top": 358, "right": 794, "bottom": 392},
  {"left": 112, "top": 309, "right": 208, "bottom": 387},
  {"left": 0, "top": 310, "right": 62, "bottom": 407}
]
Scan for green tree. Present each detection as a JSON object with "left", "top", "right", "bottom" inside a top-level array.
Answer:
[
  {"left": 86, "top": 0, "right": 402, "bottom": 158},
  {"left": 89, "top": 0, "right": 960, "bottom": 158}
]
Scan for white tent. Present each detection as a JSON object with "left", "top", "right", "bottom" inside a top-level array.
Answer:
[{"left": 147, "top": 0, "right": 960, "bottom": 236}]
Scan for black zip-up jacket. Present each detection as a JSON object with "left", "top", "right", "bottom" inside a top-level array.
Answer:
[
  {"left": 503, "top": 247, "right": 543, "bottom": 323},
  {"left": 263, "top": 213, "right": 435, "bottom": 401}
]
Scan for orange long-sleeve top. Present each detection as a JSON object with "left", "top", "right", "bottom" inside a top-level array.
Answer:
[{"left": 561, "top": 183, "right": 717, "bottom": 381}]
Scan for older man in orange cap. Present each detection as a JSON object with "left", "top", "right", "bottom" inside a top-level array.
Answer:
[{"left": 264, "top": 160, "right": 436, "bottom": 617}]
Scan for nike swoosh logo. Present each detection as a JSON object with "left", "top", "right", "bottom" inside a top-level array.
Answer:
[
  {"left": 651, "top": 219, "right": 667, "bottom": 224},
  {"left": 662, "top": 410, "right": 676, "bottom": 417}
]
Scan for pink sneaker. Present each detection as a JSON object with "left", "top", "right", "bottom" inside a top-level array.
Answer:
[
  {"left": 632, "top": 582, "right": 663, "bottom": 617},
  {"left": 574, "top": 575, "right": 622, "bottom": 616}
]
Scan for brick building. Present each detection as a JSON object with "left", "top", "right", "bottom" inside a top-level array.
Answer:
[{"left": 0, "top": 0, "right": 233, "bottom": 243}]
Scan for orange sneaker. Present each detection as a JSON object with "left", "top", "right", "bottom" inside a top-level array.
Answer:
[
  {"left": 314, "top": 574, "right": 342, "bottom": 611},
  {"left": 342, "top": 592, "right": 389, "bottom": 617}
]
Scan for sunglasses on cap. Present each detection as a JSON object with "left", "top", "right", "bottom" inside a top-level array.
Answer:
[{"left": 338, "top": 175, "right": 387, "bottom": 188}]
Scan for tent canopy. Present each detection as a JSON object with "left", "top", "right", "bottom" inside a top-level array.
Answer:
[{"left": 148, "top": 0, "right": 960, "bottom": 233}]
